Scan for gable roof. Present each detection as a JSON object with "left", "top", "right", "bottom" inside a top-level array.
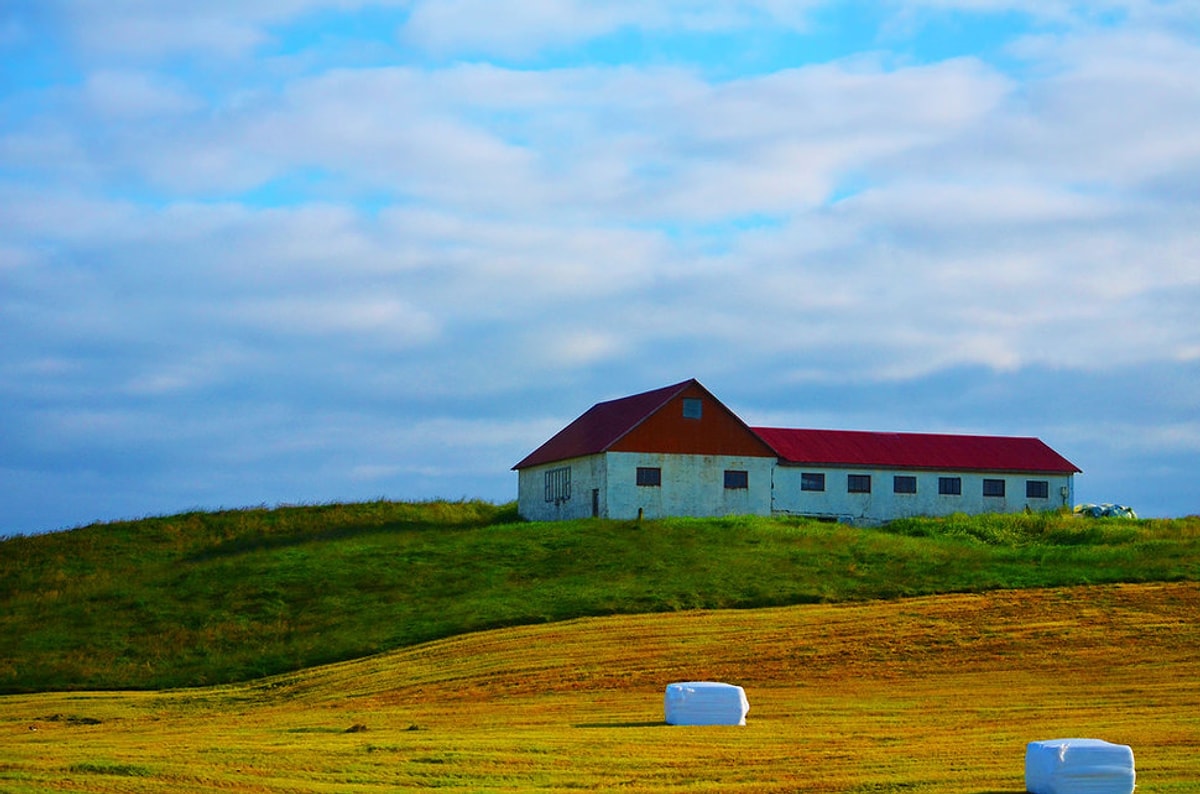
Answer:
[
  {"left": 514, "top": 379, "right": 1081, "bottom": 475},
  {"left": 513, "top": 380, "right": 694, "bottom": 470},
  {"left": 513, "top": 378, "right": 774, "bottom": 469},
  {"left": 752, "top": 427, "right": 1081, "bottom": 474}
]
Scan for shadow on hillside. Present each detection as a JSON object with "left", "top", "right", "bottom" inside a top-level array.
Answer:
[
  {"left": 572, "top": 721, "right": 666, "bottom": 729},
  {"left": 185, "top": 517, "right": 499, "bottom": 562},
  {"left": 185, "top": 524, "right": 391, "bottom": 561}
]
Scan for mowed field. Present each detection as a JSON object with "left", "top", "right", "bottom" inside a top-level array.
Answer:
[{"left": 2, "top": 582, "right": 1197, "bottom": 793}]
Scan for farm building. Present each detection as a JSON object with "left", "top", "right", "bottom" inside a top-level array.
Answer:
[{"left": 513, "top": 379, "right": 1080, "bottom": 524}]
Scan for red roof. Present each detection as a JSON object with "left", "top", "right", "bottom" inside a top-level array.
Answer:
[
  {"left": 515, "top": 379, "right": 1081, "bottom": 475},
  {"left": 752, "top": 427, "right": 1080, "bottom": 474},
  {"left": 513, "top": 380, "right": 696, "bottom": 469}
]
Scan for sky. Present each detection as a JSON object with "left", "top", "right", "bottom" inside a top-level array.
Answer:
[{"left": 2, "top": 1, "right": 1198, "bottom": 535}]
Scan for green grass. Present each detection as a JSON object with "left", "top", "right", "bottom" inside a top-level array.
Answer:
[{"left": 2, "top": 500, "right": 1198, "bottom": 693}]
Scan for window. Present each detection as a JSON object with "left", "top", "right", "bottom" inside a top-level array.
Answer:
[
  {"left": 1027, "top": 480, "right": 1050, "bottom": 499},
  {"left": 983, "top": 479, "right": 1006, "bottom": 497},
  {"left": 847, "top": 474, "right": 871, "bottom": 494},
  {"left": 636, "top": 467, "right": 661, "bottom": 487},
  {"left": 682, "top": 398, "right": 703, "bottom": 419},
  {"left": 938, "top": 477, "right": 962, "bottom": 496},
  {"left": 544, "top": 466, "right": 571, "bottom": 504},
  {"left": 724, "top": 470, "right": 748, "bottom": 489},
  {"left": 893, "top": 475, "right": 917, "bottom": 494},
  {"left": 801, "top": 472, "right": 825, "bottom": 492}
]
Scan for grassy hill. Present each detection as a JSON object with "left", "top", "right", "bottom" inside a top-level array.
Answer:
[
  {"left": 3, "top": 582, "right": 1198, "bottom": 792},
  {"left": 1, "top": 500, "right": 1198, "bottom": 693}
]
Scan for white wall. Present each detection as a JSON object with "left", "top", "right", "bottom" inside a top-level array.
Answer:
[
  {"left": 605, "top": 452, "right": 774, "bottom": 519},
  {"left": 516, "top": 454, "right": 606, "bottom": 521},
  {"left": 520, "top": 455, "right": 1075, "bottom": 524},
  {"left": 771, "top": 466, "right": 1075, "bottom": 524}
]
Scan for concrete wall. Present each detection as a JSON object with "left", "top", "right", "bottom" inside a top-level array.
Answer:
[
  {"left": 520, "top": 456, "right": 1075, "bottom": 524},
  {"left": 517, "top": 454, "right": 606, "bottom": 522},
  {"left": 770, "top": 466, "right": 1075, "bottom": 524},
  {"left": 605, "top": 451, "right": 774, "bottom": 519},
  {"left": 517, "top": 452, "right": 776, "bottom": 521}
]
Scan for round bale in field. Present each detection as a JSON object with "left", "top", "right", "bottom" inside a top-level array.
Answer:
[
  {"left": 1025, "top": 738, "right": 1135, "bottom": 794},
  {"left": 664, "top": 681, "right": 749, "bottom": 726}
]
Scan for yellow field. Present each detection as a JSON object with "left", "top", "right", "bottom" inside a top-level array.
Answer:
[{"left": 2, "top": 582, "right": 1198, "bottom": 792}]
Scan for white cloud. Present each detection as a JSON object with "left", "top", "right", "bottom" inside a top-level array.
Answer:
[
  {"left": 82, "top": 71, "right": 202, "bottom": 118},
  {"left": 541, "top": 330, "right": 626, "bottom": 367},
  {"left": 400, "top": 0, "right": 824, "bottom": 58},
  {"left": 401, "top": 0, "right": 633, "bottom": 58},
  {"left": 225, "top": 295, "right": 440, "bottom": 343},
  {"left": 50, "top": 0, "right": 410, "bottom": 60},
  {"left": 122, "top": 349, "right": 251, "bottom": 397},
  {"left": 224, "top": 57, "right": 1008, "bottom": 220}
]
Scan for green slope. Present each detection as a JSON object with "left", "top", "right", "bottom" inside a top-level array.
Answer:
[{"left": 2, "top": 500, "right": 1197, "bottom": 693}]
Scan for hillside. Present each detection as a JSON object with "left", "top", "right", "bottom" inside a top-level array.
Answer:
[
  {"left": 2, "top": 500, "right": 1198, "bottom": 693},
  {"left": 3, "top": 582, "right": 1198, "bottom": 792}
]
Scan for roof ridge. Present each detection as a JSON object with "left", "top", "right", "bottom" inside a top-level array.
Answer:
[{"left": 751, "top": 426, "right": 1042, "bottom": 440}]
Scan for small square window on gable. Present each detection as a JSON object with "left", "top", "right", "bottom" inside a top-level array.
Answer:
[{"left": 682, "top": 398, "right": 703, "bottom": 419}]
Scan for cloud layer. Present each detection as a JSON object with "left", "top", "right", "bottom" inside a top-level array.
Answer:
[{"left": 2, "top": 1, "right": 1198, "bottom": 532}]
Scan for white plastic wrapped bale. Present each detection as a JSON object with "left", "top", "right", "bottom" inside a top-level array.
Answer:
[
  {"left": 663, "top": 682, "right": 749, "bottom": 726},
  {"left": 1025, "top": 738, "right": 1135, "bottom": 794}
]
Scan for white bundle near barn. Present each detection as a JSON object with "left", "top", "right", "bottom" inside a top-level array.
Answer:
[
  {"left": 1025, "top": 738, "right": 1135, "bottom": 794},
  {"left": 663, "top": 682, "right": 749, "bottom": 726}
]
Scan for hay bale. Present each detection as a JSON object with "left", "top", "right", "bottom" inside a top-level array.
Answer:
[
  {"left": 1025, "top": 738, "right": 1135, "bottom": 794},
  {"left": 664, "top": 681, "right": 749, "bottom": 726}
]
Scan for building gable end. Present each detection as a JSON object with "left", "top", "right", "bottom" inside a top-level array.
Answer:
[{"left": 611, "top": 381, "right": 776, "bottom": 458}]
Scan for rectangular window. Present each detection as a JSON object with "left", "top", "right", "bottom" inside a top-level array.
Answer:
[
  {"left": 682, "top": 398, "right": 703, "bottom": 419},
  {"left": 983, "top": 479, "right": 1006, "bottom": 497},
  {"left": 847, "top": 474, "right": 871, "bottom": 494},
  {"left": 801, "top": 472, "right": 825, "bottom": 492},
  {"left": 1027, "top": 480, "right": 1050, "bottom": 499},
  {"left": 938, "top": 477, "right": 962, "bottom": 496},
  {"left": 636, "top": 467, "right": 661, "bottom": 487},
  {"left": 893, "top": 475, "right": 917, "bottom": 494},
  {"left": 544, "top": 466, "right": 571, "bottom": 504},
  {"left": 724, "top": 469, "right": 748, "bottom": 489}
]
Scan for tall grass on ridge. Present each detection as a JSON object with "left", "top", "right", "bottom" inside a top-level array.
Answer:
[{"left": 1, "top": 501, "right": 1197, "bottom": 693}]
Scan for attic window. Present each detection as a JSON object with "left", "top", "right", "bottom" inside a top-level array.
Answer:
[{"left": 682, "top": 398, "right": 703, "bottom": 419}]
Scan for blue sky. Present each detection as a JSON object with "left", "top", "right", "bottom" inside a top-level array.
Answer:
[{"left": 2, "top": 1, "right": 1198, "bottom": 534}]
